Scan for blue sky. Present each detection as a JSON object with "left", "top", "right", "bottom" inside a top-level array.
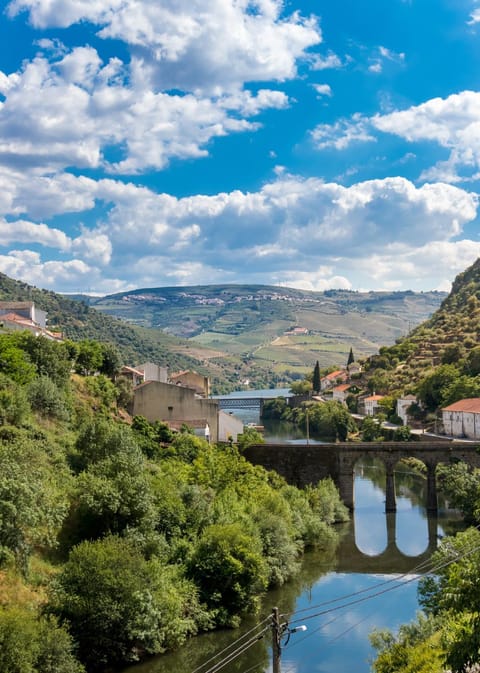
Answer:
[{"left": 1, "top": 0, "right": 480, "bottom": 294}]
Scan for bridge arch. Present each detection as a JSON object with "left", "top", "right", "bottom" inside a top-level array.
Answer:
[{"left": 243, "top": 441, "right": 480, "bottom": 512}]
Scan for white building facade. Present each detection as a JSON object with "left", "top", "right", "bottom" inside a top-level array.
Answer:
[{"left": 442, "top": 398, "right": 480, "bottom": 439}]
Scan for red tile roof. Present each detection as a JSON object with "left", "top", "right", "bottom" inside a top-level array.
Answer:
[{"left": 442, "top": 398, "right": 480, "bottom": 413}]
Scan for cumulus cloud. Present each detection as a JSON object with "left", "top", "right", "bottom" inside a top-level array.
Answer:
[
  {"left": 1, "top": 172, "right": 474, "bottom": 292},
  {"left": 0, "top": 47, "right": 293, "bottom": 174},
  {"left": 310, "top": 90, "right": 480, "bottom": 182},
  {"left": 8, "top": 0, "right": 321, "bottom": 93}
]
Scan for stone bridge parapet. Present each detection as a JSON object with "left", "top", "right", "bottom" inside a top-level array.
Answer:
[{"left": 243, "top": 441, "right": 480, "bottom": 512}]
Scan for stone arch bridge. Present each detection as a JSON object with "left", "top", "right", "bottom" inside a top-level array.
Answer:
[{"left": 243, "top": 441, "right": 480, "bottom": 512}]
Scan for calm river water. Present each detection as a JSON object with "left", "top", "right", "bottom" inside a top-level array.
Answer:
[{"left": 122, "top": 394, "right": 463, "bottom": 673}]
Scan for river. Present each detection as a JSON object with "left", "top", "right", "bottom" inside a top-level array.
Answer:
[{"left": 122, "top": 391, "right": 463, "bottom": 673}]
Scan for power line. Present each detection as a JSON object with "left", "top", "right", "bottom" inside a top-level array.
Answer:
[
  {"left": 190, "top": 618, "right": 271, "bottom": 673},
  {"left": 198, "top": 528, "right": 480, "bottom": 673}
]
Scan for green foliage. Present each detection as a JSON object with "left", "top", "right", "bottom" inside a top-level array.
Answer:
[
  {"left": 187, "top": 522, "right": 268, "bottom": 625},
  {"left": 441, "top": 375, "right": 480, "bottom": 407},
  {"left": 97, "top": 342, "right": 122, "bottom": 378},
  {"left": 17, "top": 334, "right": 73, "bottom": 387},
  {"left": 370, "top": 614, "right": 444, "bottom": 673},
  {"left": 74, "top": 340, "right": 104, "bottom": 376},
  {"left": 261, "top": 396, "right": 290, "bottom": 420},
  {"left": 289, "top": 379, "right": 312, "bottom": 394},
  {"left": 465, "top": 346, "right": 480, "bottom": 376},
  {"left": 436, "top": 463, "right": 480, "bottom": 525},
  {"left": 27, "top": 376, "right": 70, "bottom": 420},
  {"left": 302, "top": 401, "right": 354, "bottom": 441},
  {"left": 0, "top": 335, "right": 36, "bottom": 384},
  {"left": 0, "top": 607, "right": 84, "bottom": 673},
  {"left": 416, "top": 364, "right": 460, "bottom": 411},
  {"left": 84, "top": 374, "right": 117, "bottom": 411},
  {"left": 393, "top": 425, "right": 412, "bottom": 441},
  {"left": 0, "top": 374, "right": 30, "bottom": 426},
  {"left": 361, "top": 416, "right": 382, "bottom": 441},
  {"left": 0, "top": 432, "right": 69, "bottom": 573},
  {"left": 237, "top": 425, "right": 265, "bottom": 451},
  {"left": 50, "top": 536, "right": 200, "bottom": 670},
  {"left": 418, "top": 528, "right": 480, "bottom": 672},
  {"left": 313, "top": 360, "right": 321, "bottom": 393}
]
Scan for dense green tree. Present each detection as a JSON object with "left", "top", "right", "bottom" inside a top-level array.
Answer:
[
  {"left": 436, "top": 462, "right": 480, "bottom": 525},
  {"left": 347, "top": 347, "right": 355, "bottom": 366},
  {"left": 313, "top": 360, "right": 321, "bottom": 394},
  {"left": 418, "top": 527, "right": 480, "bottom": 672},
  {"left": 361, "top": 416, "right": 382, "bottom": 441},
  {"left": 237, "top": 426, "right": 265, "bottom": 451},
  {"left": 0, "top": 335, "right": 36, "bottom": 384},
  {"left": 441, "top": 375, "right": 480, "bottom": 407},
  {"left": 98, "top": 342, "right": 122, "bottom": 379},
  {"left": 0, "top": 374, "right": 30, "bottom": 426},
  {"left": 50, "top": 536, "right": 200, "bottom": 670},
  {"left": 261, "top": 396, "right": 290, "bottom": 420},
  {"left": 27, "top": 376, "right": 70, "bottom": 420},
  {"left": 187, "top": 522, "right": 268, "bottom": 626},
  {"left": 74, "top": 340, "right": 104, "bottom": 376},
  {"left": 304, "top": 401, "right": 354, "bottom": 441},
  {"left": 464, "top": 346, "right": 480, "bottom": 376},
  {"left": 416, "top": 364, "right": 460, "bottom": 411},
  {"left": 17, "top": 334, "right": 73, "bottom": 387},
  {"left": 441, "top": 342, "right": 466, "bottom": 365},
  {"left": 0, "top": 608, "right": 84, "bottom": 673},
  {"left": 0, "top": 433, "right": 69, "bottom": 572},
  {"left": 289, "top": 379, "right": 312, "bottom": 394}
]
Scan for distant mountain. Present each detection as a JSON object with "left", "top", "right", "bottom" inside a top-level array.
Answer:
[
  {"left": 87, "top": 284, "right": 446, "bottom": 385},
  {"left": 0, "top": 273, "right": 209, "bottom": 373}
]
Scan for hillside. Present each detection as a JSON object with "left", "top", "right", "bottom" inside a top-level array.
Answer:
[
  {"left": 0, "top": 273, "right": 209, "bottom": 373},
  {"left": 363, "top": 257, "right": 480, "bottom": 396},
  {"left": 88, "top": 284, "right": 445, "bottom": 384}
]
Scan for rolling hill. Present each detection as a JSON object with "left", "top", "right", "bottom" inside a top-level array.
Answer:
[{"left": 88, "top": 284, "right": 445, "bottom": 386}]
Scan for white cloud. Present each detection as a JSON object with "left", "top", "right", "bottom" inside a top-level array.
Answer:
[
  {"left": 8, "top": 0, "right": 322, "bottom": 94},
  {"left": 310, "top": 51, "right": 343, "bottom": 70},
  {"left": 0, "top": 171, "right": 477, "bottom": 292},
  {"left": 311, "top": 114, "right": 375, "bottom": 149},
  {"left": 0, "top": 47, "right": 291, "bottom": 175},
  {"left": 371, "top": 90, "right": 480, "bottom": 180},
  {"left": 468, "top": 8, "right": 480, "bottom": 24},
  {"left": 312, "top": 83, "right": 332, "bottom": 98},
  {"left": 0, "top": 218, "right": 70, "bottom": 249},
  {"left": 310, "top": 89, "right": 480, "bottom": 182}
]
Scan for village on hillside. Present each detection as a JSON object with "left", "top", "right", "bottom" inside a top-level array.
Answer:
[{"left": 2, "top": 299, "right": 479, "bottom": 443}]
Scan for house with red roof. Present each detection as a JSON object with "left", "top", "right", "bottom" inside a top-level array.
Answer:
[
  {"left": 332, "top": 383, "right": 353, "bottom": 404},
  {"left": 442, "top": 398, "right": 480, "bottom": 439},
  {"left": 364, "top": 394, "right": 385, "bottom": 417},
  {"left": 320, "top": 369, "right": 348, "bottom": 392}
]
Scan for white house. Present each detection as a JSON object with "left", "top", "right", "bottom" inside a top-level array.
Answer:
[
  {"left": 364, "top": 394, "right": 385, "bottom": 416},
  {"left": 332, "top": 384, "right": 352, "bottom": 404},
  {"left": 442, "top": 398, "right": 480, "bottom": 439},
  {"left": 396, "top": 395, "right": 418, "bottom": 426}
]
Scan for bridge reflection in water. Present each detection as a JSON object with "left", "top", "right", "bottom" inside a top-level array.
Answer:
[{"left": 337, "top": 512, "right": 438, "bottom": 574}]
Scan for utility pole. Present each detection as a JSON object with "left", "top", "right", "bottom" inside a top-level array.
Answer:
[
  {"left": 272, "top": 607, "right": 282, "bottom": 673},
  {"left": 271, "top": 606, "right": 307, "bottom": 672}
]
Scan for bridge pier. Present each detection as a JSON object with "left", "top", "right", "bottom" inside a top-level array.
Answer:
[
  {"left": 385, "top": 465, "right": 396, "bottom": 513},
  {"left": 426, "top": 463, "right": 438, "bottom": 513}
]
